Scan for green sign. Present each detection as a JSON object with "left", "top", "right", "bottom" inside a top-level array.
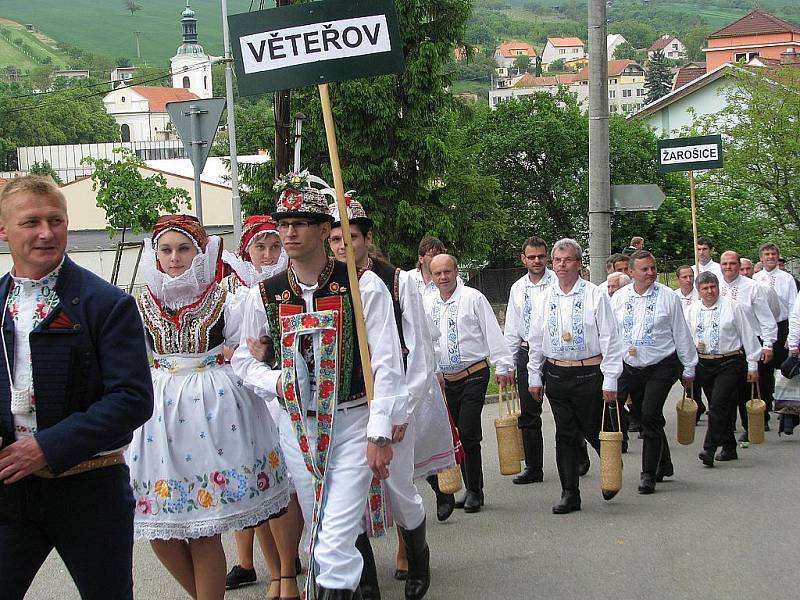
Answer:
[
  {"left": 657, "top": 134, "right": 723, "bottom": 173},
  {"left": 611, "top": 184, "right": 666, "bottom": 212},
  {"left": 228, "top": 0, "right": 405, "bottom": 96}
]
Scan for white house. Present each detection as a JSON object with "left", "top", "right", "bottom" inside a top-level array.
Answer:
[
  {"left": 103, "top": 85, "right": 199, "bottom": 142},
  {"left": 607, "top": 33, "right": 628, "bottom": 60},
  {"left": 647, "top": 35, "right": 687, "bottom": 61},
  {"left": 493, "top": 40, "right": 538, "bottom": 70},
  {"left": 170, "top": 2, "right": 215, "bottom": 99},
  {"left": 541, "top": 37, "right": 585, "bottom": 68}
]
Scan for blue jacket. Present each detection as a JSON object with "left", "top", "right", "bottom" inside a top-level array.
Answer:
[{"left": 0, "top": 255, "right": 154, "bottom": 475}]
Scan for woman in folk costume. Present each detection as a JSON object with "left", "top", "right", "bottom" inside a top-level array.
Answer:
[
  {"left": 127, "top": 214, "right": 290, "bottom": 600},
  {"left": 221, "top": 215, "right": 305, "bottom": 600}
]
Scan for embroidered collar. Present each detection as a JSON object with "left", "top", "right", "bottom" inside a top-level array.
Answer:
[
  {"left": 356, "top": 257, "right": 373, "bottom": 279},
  {"left": 287, "top": 257, "right": 336, "bottom": 297},
  {"left": 551, "top": 277, "right": 583, "bottom": 297},
  {"left": 630, "top": 282, "right": 657, "bottom": 297},
  {"left": 10, "top": 257, "right": 65, "bottom": 289},
  {"left": 437, "top": 279, "right": 462, "bottom": 305},
  {"left": 527, "top": 269, "right": 554, "bottom": 288},
  {"left": 700, "top": 299, "right": 721, "bottom": 311}
]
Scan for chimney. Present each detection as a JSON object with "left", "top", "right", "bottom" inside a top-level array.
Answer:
[{"left": 781, "top": 48, "right": 800, "bottom": 66}]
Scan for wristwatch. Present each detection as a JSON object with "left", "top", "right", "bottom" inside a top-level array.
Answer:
[{"left": 368, "top": 436, "right": 391, "bottom": 447}]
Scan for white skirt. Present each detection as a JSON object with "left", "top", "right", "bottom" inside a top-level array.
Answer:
[{"left": 128, "top": 347, "right": 290, "bottom": 540}]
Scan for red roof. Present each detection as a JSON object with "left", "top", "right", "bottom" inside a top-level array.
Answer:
[
  {"left": 672, "top": 64, "right": 707, "bottom": 90},
  {"left": 513, "top": 73, "right": 578, "bottom": 88},
  {"left": 496, "top": 41, "right": 538, "bottom": 58},
  {"left": 548, "top": 37, "right": 584, "bottom": 48},
  {"left": 648, "top": 35, "right": 676, "bottom": 52},
  {"left": 128, "top": 86, "right": 199, "bottom": 112},
  {"left": 709, "top": 10, "right": 800, "bottom": 39},
  {"left": 575, "top": 59, "right": 642, "bottom": 81}
]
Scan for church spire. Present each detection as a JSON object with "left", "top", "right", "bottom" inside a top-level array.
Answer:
[{"left": 177, "top": 1, "right": 204, "bottom": 56}]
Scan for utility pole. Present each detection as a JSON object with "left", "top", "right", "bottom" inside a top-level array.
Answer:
[
  {"left": 274, "top": 0, "right": 292, "bottom": 177},
  {"left": 134, "top": 31, "right": 142, "bottom": 60},
  {"left": 588, "top": 0, "right": 610, "bottom": 284},
  {"left": 221, "top": 0, "right": 242, "bottom": 241}
]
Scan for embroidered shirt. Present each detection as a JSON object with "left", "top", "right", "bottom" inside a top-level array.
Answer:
[
  {"left": 673, "top": 287, "right": 698, "bottom": 311},
  {"left": 754, "top": 267, "right": 798, "bottom": 322},
  {"left": 611, "top": 281, "right": 698, "bottom": 377},
  {"left": 526, "top": 278, "right": 623, "bottom": 392},
  {"left": 692, "top": 260, "right": 722, "bottom": 279},
  {"left": 424, "top": 280, "right": 513, "bottom": 375},
  {"left": 719, "top": 275, "right": 777, "bottom": 347},
  {"left": 4, "top": 260, "right": 63, "bottom": 438},
  {"left": 504, "top": 269, "right": 556, "bottom": 350},
  {"left": 685, "top": 297, "right": 762, "bottom": 371},
  {"left": 408, "top": 269, "right": 438, "bottom": 302}
]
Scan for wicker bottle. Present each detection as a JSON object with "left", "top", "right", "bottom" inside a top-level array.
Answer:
[
  {"left": 495, "top": 387, "right": 522, "bottom": 475},
  {"left": 747, "top": 382, "right": 766, "bottom": 444},
  {"left": 599, "top": 401, "right": 623, "bottom": 493},
  {"left": 676, "top": 388, "right": 698, "bottom": 445}
]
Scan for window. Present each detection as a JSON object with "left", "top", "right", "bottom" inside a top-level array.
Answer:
[
  {"left": 492, "top": 97, "right": 499, "bottom": 106},
  {"left": 609, "top": 89, "right": 616, "bottom": 98},
  {"left": 120, "top": 124, "right": 130, "bottom": 142},
  {"left": 672, "top": 43, "right": 678, "bottom": 50},
  {"left": 637, "top": 88, "right": 645, "bottom": 96},
  {"left": 735, "top": 51, "right": 759, "bottom": 62},
  {"left": 573, "top": 48, "right": 579, "bottom": 53},
  {"left": 622, "top": 89, "right": 632, "bottom": 97},
  {"left": 204, "top": 76, "right": 208, "bottom": 89},
  {"left": 559, "top": 48, "right": 566, "bottom": 54},
  {"left": 182, "top": 76, "right": 190, "bottom": 88},
  {"left": 610, "top": 78, "right": 618, "bottom": 84}
]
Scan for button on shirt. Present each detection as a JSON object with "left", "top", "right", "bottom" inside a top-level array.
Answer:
[
  {"left": 526, "top": 278, "right": 624, "bottom": 392},
  {"left": 720, "top": 275, "right": 777, "bottom": 347},
  {"left": 425, "top": 280, "right": 513, "bottom": 375},
  {"left": 611, "top": 281, "right": 698, "bottom": 378},
  {"left": 503, "top": 269, "right": 556, "bottom": 351},
  {"left": 685, "top": 297, "right": 762, "bottom": 371},
  {"left": 754, "top": 267, "right": 798, "bottom": 322},
  {"left": 3, "top": 263, "right": 62, "bottom": 438}
]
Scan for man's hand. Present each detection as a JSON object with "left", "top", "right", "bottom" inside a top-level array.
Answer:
[
  {"left": 761, "top": 348, "right": 774, "bottom": 364},
  {"left": 747, "top": 370, "right": 759, "bottom": 383},
  {"left": 0, "top": 437, "right": 47, "bottom": 484},
  {"left": 682, "top": 377, "right": 694, "bottom": 390},
  {"left": 392, "top": 423, "right": 408, "bottom": 443},
  {"left": 247, "top": 336, "right": 274, "bottom": 364},
  {"left": 790, "top": 347, "right": 799, "bottom": 358},
  {"left": 529, "top": 386, "right": 544, "bottom": 403},
  {"left": 602, "top": 390, "right": 617, "bottom": 404},
  {"left": 496, "top": 371, "right": 515, "bottom": 387},
  {"left": 367, "top": 441, "right": 393, "bottom": 480}
]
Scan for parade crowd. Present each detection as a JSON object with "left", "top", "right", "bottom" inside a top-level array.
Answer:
[{"left": 0, "top": 173, "right": 799, "bottom": 600}]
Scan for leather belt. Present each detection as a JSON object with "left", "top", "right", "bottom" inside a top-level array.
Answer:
[
  {"left": 306, "top": 399, "right": 368, "bottom": 418},
  {"left": 442, "top": 359, "right": 490, "bottom": 382},
  {"left": 34, "top": 452, "right": 126, "bottom": 479},
  {"left": 699, "top": 349, "right": 743, "bottom": 360},
  {"left": 546, "top": 355, "right": 602, "bottom": 368}
]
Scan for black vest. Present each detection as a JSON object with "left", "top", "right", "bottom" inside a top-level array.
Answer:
[
  {"left": 367, "top": 259, "right": 407, "bottom": 368},
  {"left": 259, "top": 258, "right": 366, "bottom": 403}
]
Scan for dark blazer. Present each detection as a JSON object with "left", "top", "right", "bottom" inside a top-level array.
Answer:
[{"left": 0, "top": 255, "right": 153, "bottom": 475}]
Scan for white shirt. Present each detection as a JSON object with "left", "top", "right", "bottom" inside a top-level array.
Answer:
[
  {"left": 788, "top": 293, "right": 800, "bottom": 349},
  {"left": 719, "top": 275, "right": 777, "bottom": 347},
  {"left": 611, "top": 282, "right": 698, "bottom": 378},
  {"left": 526, "top": 278, "right": 624, "bottom": 392},
  {"left": 231, "top": 268, "right": 408, "bottom": 440},
  {"left": 673, "top": 286, "right": 699, "bottom": 310},
  {"left": 503, "top": 269, "right": 556, "bottom": 350},
  {"left": 754, "top": 267, "right": 798, "bottom": 322},
  {"left": 408, "top": 269, "right": 438, "bottom": 302},
  {"left": 685, "top": 297, "right": 762, "bottom": 371},
  {"left": 424, "top": 280, "right": 514, "bottom": 375},
  {"left": 692, "top": 260, "right": 722, "bottom": 278}
]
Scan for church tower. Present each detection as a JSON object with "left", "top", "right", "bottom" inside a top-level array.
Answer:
[{"left": 170, "top": 1, "right": 213, "bottom": 99}]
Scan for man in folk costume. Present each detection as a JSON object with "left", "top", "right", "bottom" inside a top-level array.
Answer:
[
  {"left": 409, "top": 237, "right": 446, "bottom": 300},
  {"left": 526, "top": 239, "right": 624, "bottom": 514},
  {"left": 503, "top": 236, "right": 556, "bottom": 485},
  {"left": 328, "top": 195, "right": 450, "bottom": 600},
  {"left": 425, "top": 254, "right": 514, "bottom": 513},
  {"left": 685, "top": 272, "right": 761, "bottom": 467},
  {"left": 611, "top": 251, "right": 698, "bottom": 495},
  {"left": 232, "top": 173, "right": 408, "bottom": 600}
]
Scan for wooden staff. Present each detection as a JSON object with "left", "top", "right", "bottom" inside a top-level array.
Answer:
[
  {"left": 689, "top": 170, "right": 699, "bottom": 274},
  {"left": 318, "top": 82, "right": 375, "bottom": 401}
]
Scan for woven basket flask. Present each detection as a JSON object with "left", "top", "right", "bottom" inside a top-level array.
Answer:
[
  {"left": 509, "top": 388, "right": 525, "bottom": 462},
  {"left": 747, "top": 382, "right": 766, "bottom": 444},
  {"left": 495, "top": 387, "right": 522, "bottom": 475},
  {"left": 437, "top": 464, "right": 463, "bottom": 495},
  {"left": 599, "top": 402, "right": 623, "bottom": 493},
  {"left": 676, "top": 388, "right": 698, "bottom": 445}
]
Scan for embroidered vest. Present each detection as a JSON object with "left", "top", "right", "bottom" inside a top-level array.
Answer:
[
  {"left": 366, "top": 258, "right": 407, "bottom": 368},
  {"left": 260, "top": 258, "right": 366, "bottom": 404}
]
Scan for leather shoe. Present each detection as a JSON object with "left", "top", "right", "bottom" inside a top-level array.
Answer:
[
  {"left": 394, "top": 569, "right": 408, "bottom": 581},
  {"left": 512, "top": 467, "right": 543, "bottom": 484},
  {"left": 698, "top": 451, "right": 714, "bottom": 467},
  {"left": 552, "top": 491, "right": 581, "bottom": 514},
  {"left": 638, "top": 474, "right": 656, "bottom": 494},
  {"left": 715, "top": 449, "right": 738, "bottom": 461},
  {"left": 463, "top": 490, "right": 481, "bottom": 513},
  {"left": 226, "top": 565, "right": 257, "bottom": 590},
  {"left": 436, "top": 493, "right": 455, "bottom": 522}
]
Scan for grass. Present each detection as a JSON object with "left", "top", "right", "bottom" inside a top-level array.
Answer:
[{"left": 0, "top": 19, "right": 66, "bottom": 69}]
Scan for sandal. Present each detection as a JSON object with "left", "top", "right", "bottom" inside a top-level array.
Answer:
[
  {"left": 266, "top": 578, "right": 281, "bottom": 600},
  {"left": 280, "top": 575, "right": 301, "bottom": 600}
]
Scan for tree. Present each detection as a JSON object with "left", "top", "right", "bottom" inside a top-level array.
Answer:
[
  {"left": 123, "top": 1, "right": 142, "bottom": 16},
  {"left": 512, "top": 55, "right": 532, "bottom": 73},
  {"left": 82, "top": 148, "right": 191, "bottom": 241},
  {"left": 645, "top": 49, "right": 672, "bottom": 104},
  {"left": 613, "top": 41, "right": 643, "bottom": 63},
  {"left": 115, "top": 57, "right": 133, "bottom": 68},
  {"left": 548, "top": 58, "right": 567, "bottom": 72},
  {"left": 608, "top": 20, "right": 657, "bottom": 50},
  {"left": 29, "top": 161, "right": 62, "bottom": 184},
  {"left": 683, "top": 26, "right": 709, "bottom": 62}
]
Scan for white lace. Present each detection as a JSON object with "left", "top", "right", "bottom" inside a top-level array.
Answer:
[
  {"left": 141, "top": 236, "right": 222, "bottom": 309},
  {"left": 221, "top": 248, "right": 289, "bottom": 287}
]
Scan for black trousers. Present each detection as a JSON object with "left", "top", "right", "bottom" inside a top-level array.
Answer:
[
  {"left": 543, "top": 362, "right": 603, "bottom": 453},
  {"left": 445, "top": 367, "right": 490, "bottom": 493},
  {"left": 516, "top": 347, "right": 543, "bottom": 431},
  {"left": 0, "top": 464, "right": 135, "bottom": 600},
  {"left": 618, "top": 353, "right": 682, "bottom": 474},
  {"left": 698, "top": 354, "right": 746, "bottom": 453},
  {"left": 756, "top": 319, "right": 789, "bottom": 419}
]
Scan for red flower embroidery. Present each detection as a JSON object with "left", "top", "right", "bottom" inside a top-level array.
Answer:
[
  {"left": 319, "top": 379, "right": 335, "bottom": 399},
  {"left": 319, "top": 413, "right": 332, "bottom": 423},
  {"left": 256, "top": 472, "right": 270, "bottom": 491},
  {"left": 369, "top": 494, "right": 381, "bottom": 511},
  {"left": 153, "top": 359, "right": 160, "bottom": 369},
  {"left": 215, "top": 354, "right": 225, "bottom": 365},
  {"left": 283, "top": 358, "right": 293, "bottom": 368},
  {"left": 283, "top": 333, "right": 296, "bottom": 347},
  {"left": 282, "top": 191, "right": 302, "bottom": 209},
  {"left": 35, "top": 302, "right": 47, "bottom": 320},
  {"left": 315, "top": 485, "right": 322, "bottom": 501},
  {"left": 320, "top": 359, "right": 335, "bottom": 370},
  {"left": 290, "top": 412, "right": 301, "bottom": 421},
  {"left": 317, "top": 433, "right": 330, "bottom": 452},
  {"left": 301, "top": 314, "right": 320, "bottom": 328},
  {"left": 299, "top": 435, "right": 309, "bottom": 452},
  {"left": 322, "top": 330, "right": 336, "bottom": 345}
]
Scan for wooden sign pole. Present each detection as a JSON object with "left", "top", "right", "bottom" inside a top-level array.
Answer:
[
  {"left": 318, "top": 82, "right": 375, "bottom": 402},
  {"left": 689, "top": 169, "right": 699, "bottom": 274}
]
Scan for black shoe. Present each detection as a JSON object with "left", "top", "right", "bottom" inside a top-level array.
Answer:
[
  {"left": 602, "top": 489, "right": 619, "bottom": 501},
  {"left": 454, "top": 491, "right": 466, "bottom": 509},
  {"left": 226, "top": 565, "right": 257, "bottom": 590},
  {"left": 698, "top": 451, "right": 714, "bottom": 467},
  {"left": 656, "top": 464, "right": 674, "bottom": 483},
  {"left": 394, "top": 569, "right": 408, "bottom": 581},
  {"left": 552, "top": 490, "right": 581, "bottom": 514},
  {"left": 715, "top": 449, "right": 738, "bottom": 461},
  {"left": 317, "top": 586, "right": 360, "bottom": 599},
  {"left": 399, "top": 517, "right": 431, "bottom": 600},
  {"left": 463, "top": 490, "right": 481, "bottom": 513},
  {"left": 512, "top": 467, "right": 544, "bottom": 484},
  {"left": 638, "top": 474, "right": 656, "bottom": 494},
  {"left": 436, "top": 493, "right": 455, "bottom": 521}
]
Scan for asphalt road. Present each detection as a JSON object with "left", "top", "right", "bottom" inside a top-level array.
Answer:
[{"left": 27, "top": 383, "right": 800, "bottom": 599}]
